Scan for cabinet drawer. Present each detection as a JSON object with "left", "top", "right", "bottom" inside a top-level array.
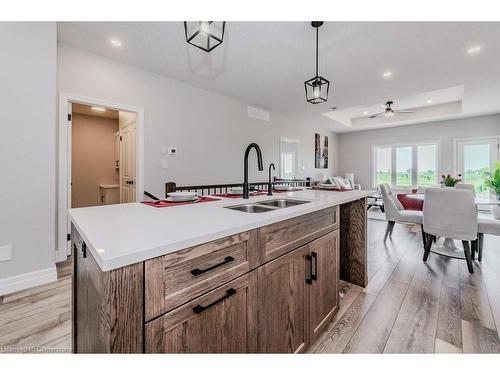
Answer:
[
  {"left": 258, "top": 206, "right": 339, "bottom": 263},
  {"left": 145, "top": 271, "right": 258, "bottom": 353},
  {"left": 145, "top": 230, "right": 258, "bottom": 320}
]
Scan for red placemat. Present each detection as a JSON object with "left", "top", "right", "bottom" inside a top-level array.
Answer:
[
  {"left": 141, "top": 196, "right": 221, "bottom": 208},
  {"left": 214, "top": 191, "right": 269, "bottom": 199}
]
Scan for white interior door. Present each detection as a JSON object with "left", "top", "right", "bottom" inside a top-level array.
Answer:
[
  {"left": 456, "top": 137, "right": 499, "bottom": 197},
  {"left": 66, "top": 102, "right": 73, "bottom": 254},
  {"left": 120, "top": 121, "right": 137, "bottom": 203}
]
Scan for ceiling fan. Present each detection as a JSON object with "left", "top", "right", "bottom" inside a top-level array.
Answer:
[{"left": 369, "top": 101, "right": 415, "bottom": 118}]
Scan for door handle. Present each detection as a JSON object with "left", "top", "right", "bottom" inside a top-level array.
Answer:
[
  {"left": 192, "top": 288, "right": 237, "bottom": 314},
  {"left": 191, "top": 256, "right": 235, "bottom": 276},
  {"left": 306, "top": 254, "right": 313, "bottom": 284},
  {"left": 311, "top": 251, "right": 318, "bottom": 281}
]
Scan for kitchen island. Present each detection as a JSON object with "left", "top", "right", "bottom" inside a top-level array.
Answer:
[{"left": 69, "top": 189, "right": 373, "bottom": 353}]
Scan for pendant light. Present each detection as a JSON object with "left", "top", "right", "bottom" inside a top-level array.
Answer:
[
  {"left": 304, "top": 21, "right": 330, "bottom": 104},
  {"left": 184, "top": 22, "right": 226, "bottom": 52}
]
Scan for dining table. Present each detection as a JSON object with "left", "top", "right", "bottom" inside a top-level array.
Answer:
[{"left": 406, "top": 193, "right": 500, "bottom": 252}]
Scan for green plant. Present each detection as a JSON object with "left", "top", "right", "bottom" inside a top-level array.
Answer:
[
  {"left": 484, "top": 161, "right": 500, "bottom": 199},
  {"left": 441, "top": 173, "right": 462, "bottom": 187}
]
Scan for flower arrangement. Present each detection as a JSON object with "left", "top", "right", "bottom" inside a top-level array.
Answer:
[
  {"left": 484, "top": 161, "right": 500, "bottom": 200},
  {"left": 441, "top": 173, "right": 462, "bottom": 187}
]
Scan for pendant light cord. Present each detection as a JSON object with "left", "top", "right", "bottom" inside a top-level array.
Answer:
[{"left": 315, "top": 26, "right": 319, "bottom": 77}]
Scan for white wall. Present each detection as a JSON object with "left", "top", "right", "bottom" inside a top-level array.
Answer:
[
  {"left": 0, "top": 23, "right": 57, "bottom": 290},
  {"left": 337, "top": 114, "right": 500, "bottom": 189},
  {"left": 57, "top": 44, "right": 338, "bottom": 199}
]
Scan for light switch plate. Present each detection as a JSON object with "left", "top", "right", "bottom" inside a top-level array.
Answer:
[
  {"left": 0, "top": 244, "right": 13, "bottom": 262},
  {"left": 161, "top": 160, "right": 168, "bottom": 169}
]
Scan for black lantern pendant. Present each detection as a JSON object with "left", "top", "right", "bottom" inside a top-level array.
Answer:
[
  {"left": 184, "top": 21, "right": 226, "bottom": 52},
  {"left": 304, "top": 21, "right": 330, "bottom": 104}
]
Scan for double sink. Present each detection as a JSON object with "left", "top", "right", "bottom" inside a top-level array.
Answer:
[{"left": 226, "top": 198, "right": 310, "bottom": 213}]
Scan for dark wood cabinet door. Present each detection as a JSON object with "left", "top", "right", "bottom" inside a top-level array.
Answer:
[
  {"left": 257, "top": 245, "right": 309, "bottom": 353},
  {"left": 73, "top": 240, "right": 88, "bottom": 353},
  {"left": 308, "top": 230, "right": 339, "bottom": 344},
  {"left": 145, "top": 271, "right": 257, "bottom": 353}
]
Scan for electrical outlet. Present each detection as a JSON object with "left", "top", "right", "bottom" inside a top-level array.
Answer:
[
  {"left": 0, "top": 244, "right": 13, "bottom": 262},
  {"left": 168, "top": 147, "right": 177, "bottom": 155}
]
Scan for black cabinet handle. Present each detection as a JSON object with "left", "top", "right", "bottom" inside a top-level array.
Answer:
[
  {"left": 82, "top": 241, "right": 87, "bottom": 259},
  {"left": 192, "top": 288, "right": 236, "bottom": 314},
  {"left": 311, "top": 251, "right": 318, "bottom": 281},
  {"left": 191, "top": 256, "right": 235, "bottom": 276},
  {"left": 306, "top": 254, "right": 313, "bottom": 284}
]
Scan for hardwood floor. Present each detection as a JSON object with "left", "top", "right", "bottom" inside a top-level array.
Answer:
[
  {"left": 0, "top": 260, "right": 71, "bottom": 353},
  {"left": 312, "top": 218, "right": 500, "bottom": 353},
  {"left": 1, "top": 218, "right": 500, "bottom": 353}
]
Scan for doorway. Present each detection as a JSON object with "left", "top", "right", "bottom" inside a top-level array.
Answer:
[
  {"left": 57, "top": 94, "right": 144, "bottom": 262},
  {"left": 455, "top": 137, "right": 500, "bottom": 197}
]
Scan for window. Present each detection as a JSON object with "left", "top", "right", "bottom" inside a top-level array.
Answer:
[
  {"left": 375, "top": 147, "right": 392, "bottom": 186},
  {"left": 374, "top": 143, "right": 438, "bottom": 188},
  {"left": 417, "top": 144, "right": 438, "bottom": 187},
  {"left": 396, "top": 146, "right": 412, "bottom": 187}
]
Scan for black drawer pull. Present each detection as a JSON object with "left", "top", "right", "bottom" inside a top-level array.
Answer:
[
  {"left": 306, "top": 254, "right": 313, "bottom": 284},
  {"left": 191, "top": 256, "right": 235, "bottom": 276},
  {"left": 192, "top": 288, "right": 237, "bottom": 314},
  {"left": 311, "top": 251, "right": 318, "bottom": 281}
]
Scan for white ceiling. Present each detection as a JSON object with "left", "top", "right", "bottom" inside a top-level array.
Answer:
[{"left": 57, "top": 22, "right": 500, "bottom": 133}]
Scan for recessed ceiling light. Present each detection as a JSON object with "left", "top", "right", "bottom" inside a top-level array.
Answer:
[
  {"left": 110, "top": 39, "right": 122, "bottom": 47},
  {"left": 91, "top": 106, "right": 106, "bottom": 112},
  {"left": 467, "top": 45, "right": 481, "bottom": 55},
  {"left": 363, "top": 111, "right": 368, "bottom": 115},
  {"left": 382, "top": 71, "right": 393, "bottom": 78},
  {"left": 426, "top": 99, "right": 433, "bottom": 104}
]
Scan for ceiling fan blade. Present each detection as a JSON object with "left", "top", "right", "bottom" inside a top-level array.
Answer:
[
  {"left": 369, "top": 112, "right": 384, "bottom": 118},
  {"left": 395, "top": 110, "right": 415, "bottom": 113}
]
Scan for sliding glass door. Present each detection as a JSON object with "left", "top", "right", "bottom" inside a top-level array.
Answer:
[{"left": 456, "top": 137, "right": 500, "bottom": 197}]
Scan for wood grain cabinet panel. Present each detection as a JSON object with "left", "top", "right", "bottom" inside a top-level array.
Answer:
[
  {"left": 308, "top": 230, "right": 340, "bottom": 344},
  {"left": 257, "top": 245, "right": 309, "bottom": 353},
  {"left": 145, "top": 230, "right": 259, "bottom": 320},
  {"left": 258, "top": 206, "right": 339, "bottom": 264},
  {"left": 145, "top": 271, "right": 258, "bottom": 353}
]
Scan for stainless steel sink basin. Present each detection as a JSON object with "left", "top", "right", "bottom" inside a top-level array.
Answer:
[
  {"left": 225, "top": 199, "right": 310, "bottom": 213},
  {"left": 226, "top": 203, "right": 277, "bottom": 213},
  {"left": 258, "top": 199, "right": 310, "bottom": 208}
]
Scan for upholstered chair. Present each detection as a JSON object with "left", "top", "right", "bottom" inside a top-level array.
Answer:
[
  {"left": 456, "top": 183, "right": 476, "bottom": 196},
  {"left": 477, "top": 218, "right": 500, "bottom": 261},
  {"left": 379, "top": 183, "right": 424, "bottom": 244},
  {"left": 422, "top": 187, "right": 477, "bottom": 273}
]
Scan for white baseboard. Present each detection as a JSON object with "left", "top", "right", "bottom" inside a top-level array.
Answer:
[{"left": 0, "top": 266, "right": 57, "bottom": 296}]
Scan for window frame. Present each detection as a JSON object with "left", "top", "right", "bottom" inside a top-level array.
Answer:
[{"left": 372, "top": 141, "right": 440, "bottom": 189}]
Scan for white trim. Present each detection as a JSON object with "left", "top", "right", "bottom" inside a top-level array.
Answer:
[
  {"left": 57, "top": 93, "right": 145, "bottom": 262},
  {"left": 0, "top": 266, "right": 57, "bottom": 296}
]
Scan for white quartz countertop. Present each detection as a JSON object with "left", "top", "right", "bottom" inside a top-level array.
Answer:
[{"left": 69, "top": 189, "right": 374, "bottom": 271}]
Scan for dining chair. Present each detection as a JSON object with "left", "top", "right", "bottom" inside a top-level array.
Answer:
[
  {"left": 422, "top": 187, "right": 477, "bottom": 273},
  {"left": 379, "top": 183, "right": 424, "bottom": 244},
  {"left": 456, "top": 183, "right": 476, "bottom": 196},
  {"left": 477, "top": 218, "right": 500, "bottom": 261}
]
